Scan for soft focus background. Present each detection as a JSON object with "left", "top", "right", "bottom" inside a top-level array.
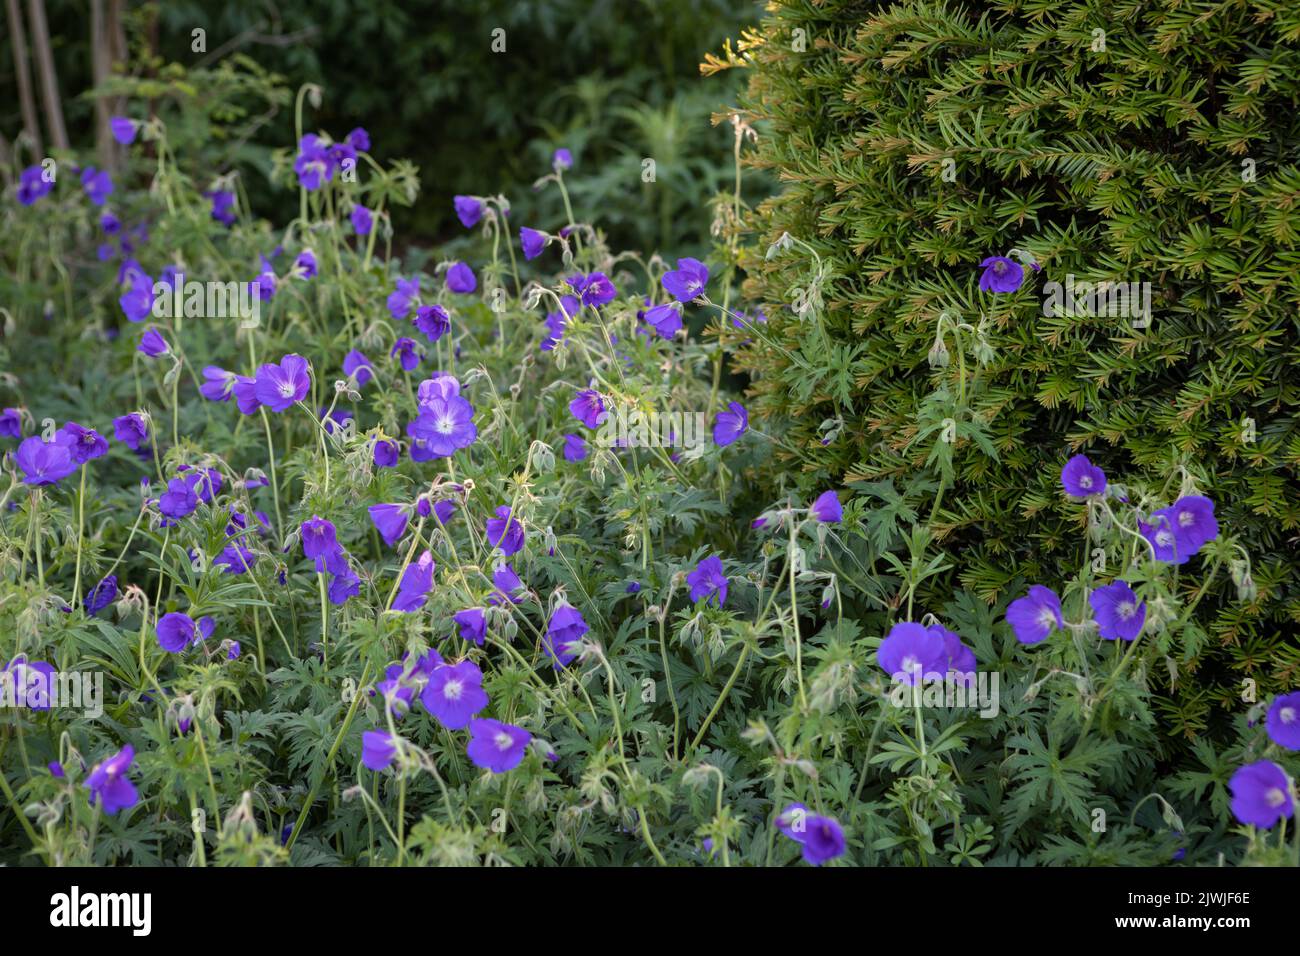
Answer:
[{"left": 0, "top": 0, "right": 760, "bottom": 253}]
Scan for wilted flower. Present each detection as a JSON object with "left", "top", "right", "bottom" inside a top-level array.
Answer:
[
  {"left": 520, "top": 227, "right": 546, "bottom": 260},
  {"left": 110, "top": 116, "right": 137, "bottom": 144},
  {"left": 563, "top": 433, "right": 588, "bottom": 462},
  {"left": 0, "top": 407, "right": 21, "bottom": 438},
  {"left": 350, "top": 204, "right": 373, "bottom": 236},
  {"left": 454, "top": 195, "right": 483, "bottom": 228},
  {"left": 209, "top": 190, "right": 236, "bottom": 226},
  {"left": 85, "top": 575, "right": 118, "bottom": 616},
  {"left": 446, "top": 262, "right": 477, "bottom": 294},
  {"left": 544, "top": 604, "right": 589, "bottom": 667}
]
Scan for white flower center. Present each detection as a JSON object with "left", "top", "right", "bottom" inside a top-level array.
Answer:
[
  {"left": 1037, "top": 608, "right": 1057, "bottom": 629},
  {"left": 435, "top": 414, "right": 455, "bottom": 435},
  {"left": 1281, "top": 707, "right": 1296, "bottom": 725},
  {"left": 1266, "top": 787, "right": 1286, "bottom": 808},
  {"left": 278, "top": 381, "right": 294, "bottom": 398},
  {"left": 1079, "top": 475, "right": 1092, "bottom": 488},
  {"left": 1156, "top": 530, "right": 1174, "bottom": 547},
  {"left": 1179, "top": 511, "right": 1195, "bottom": 527},
  {"left": 1118, "top": 601, "right": 1136, "bottom": 620},
  {"left": 901, "top": 655, "right": 921, "bottom": 675},
  {"left": 443, "top": 679, "right": 463, "bottom": 701},
  {"left": 493, "top": 731, "right": 513, "bottom": 751}
]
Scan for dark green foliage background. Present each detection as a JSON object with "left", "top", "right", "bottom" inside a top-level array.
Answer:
[{"left": 728, "top": 0, "right": 1300, "bottom": 735}]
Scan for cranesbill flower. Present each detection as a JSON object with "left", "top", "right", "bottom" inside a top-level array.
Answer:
[
  {"left": 422, "top": 659, "right": 490, "bottom": 729},
  {"left": 1229, "top": 760, "right": 1294, "bottom": 829},
  {"left": 361, "top": 730, "right": 398, "bottom": 771},
  {"left": 393, "top": 550, "right": 435, "bottom": 613},
  {"left": 180, "top": 466, "right": 221, "bottom": 503},
  {"left": 138, "top": 328, "right": 169, "bottom": 357},
  {"left": 343, "top": 349, "right": 374, "bottom": 387},
  {"left": 800, "top": 815, "right": 847, "bottom": 866},
  {"left": 569, "top": 272, "right": 617, "bottom": 308},
  {"left": 662, "top": 257, "right": 709, "bottom": 302},
  {"left": 490, "top": 563, "right": 525, "bottom": 605},
  {"left": 158, "top": 477, "right": 199, "bottom": 521},
  {"left": 1006, "top": 585, "right": 1064, "bottom": 645},
  {"left": 110, "top": 116, "right": 137, "bottom": 144},
  {"left": 446, "top": 262, "right": 477, "bottom": 294},
  {"left": 301, "top": 516, "right": 339, "bottom": 564},
  {"left": 391, "top": 337, "right": 421, "bottom": 371},
  {"left": 877, "top": 622, "right": 947, "bottom": 685},
  {"left": 350, "top": 204, "right": 373, "bottom": 236},
  {"left": 209, "top": 190, "right": 236, "bottom": 226},
  {"left": 84, "top": 745, "right": 138, "bottom": 814},
  {"left": 55, "top": 423, "right": 108, "bottom": 464},
  {"left": 3, "top": 657, "right": 55, "bottom": 709},
  {"left": 541, "top": 295, "right": 579, "bottom": 351},
  {"left": 569, "top": 389, "right": 607, "bottom": 429},
  {"left": 486, "top": 506, "right": 524, "bottom": 555},
  {"left": 544, "top": 605, "right": 589, "bottom": 667},
  {"left": 563, "top": 433, "right": 587, "bottom": 462},
  {"left": 119, "top": 273, "right": 153, "bottom": 323},
  {"left": 407, "top": 394, "right": 477, "bottom": 458},
  {"left": 214, "top": 544, "right": 256, "bottom": 574},
  {"left": 81, "top": 167, "right": 113, "bottom": 206},
  {"left": 346, "top": 127, "right": 370, "bottom": 151},
  {"left": 1265, "top": 692, "right": 1300, "bottom": 750},
  {"left": 1061, "top": 454, "right": 1107, "bottom": 498},
  {"left": 414, "top": 304, "right": 450, "bottom": 342},
  {"left": 17, "top": 165, "right": 54, "bottom": 205},
  {"left": 978, "top": 256, "right": 1024, "bottom": 294},
  {"left": 454, "top": 196, "right": 483, "bottom": 228},
  {"left": 112, "top": 413, "right": 148, "bottom": 450},
  {"left": 200, "top": 366, "right": 237, "bottom": 402},
  {"left": 467, "top": 718, "right": 531, "bottom": 773},
  {"left": 328, "top": 561, "right": 361, "bottom": 605},
  {"left": 15, "top": 436, "right": 77, "bottom": 485},
  {"left": 1089, "top": 580, "right": 1145, "bottom": 641},
  {"left": 643, "top": 303, "right": 682, "bottom": 339},
  {"left": 931, "top": 624, "right": 977, "bottom": 685},
  {"left": 687, "top": 555, "right": 729, "bottom": 608},
  {"left": 253, "top": 354, "right": 311, "bottom": 412},
  {"left": 810, "top": 491, "right": 842, "bottom": 523},
  {"left": 520, "top": 227, "right": 546, "bottom": 260},
  {"left": 552, "top": 148, "right": 573, "bottom": 171},
  {"left": 388, "top": 277, "right": 419, "bottom": 320},
  {"left": 294, "top": 248, "right": 318, "bottom": 279},
  {"left": 713, "top": 402, "right": 749, "bottom": 447},
  {"left": 293, "top": 134, "right": 334, "bottom": 191},
  {"left": 0, "top": 407, "right": 20, "bottom": 438},
  {"left": 157, "top": 612, "right": 214, "bottom": 652},
  {"left": 368, "top": 503, "right": 409, "bottom": 547},
  {"left": 373, "top": 438, "right": 399, "bottom": 468},
  {"left": 85, "top": 575, "right": 118, "bottom": 615},
  {"left": 455, "top": 608, "right": 487, "bottom": 646}
]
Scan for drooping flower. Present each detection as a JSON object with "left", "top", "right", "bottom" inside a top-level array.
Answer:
[
  {"left": 367, "top": 504, "right": 409, "bottom": 548},
  {"left": 301, "top": 516, "right": 339, "bottom": 565},
  {"left": 118, "top": 270, "right": 154, "bottom": 323},
  {"left": 1265, "top": 692, "right": 1300, "bottom": 751},
  {"left": 56, "top": 422, "right": 109, "bottom": 464},
  {"left": 552, "top": 148, "right": 573, "bottom": 171},
  {"left": 454, "top": 608, "right": 487, "bottom": 646},
  {"left": 293, "top": 134, "right": 334, "bottom": 191},
  {"left": 810, "top": 491, "right": 842, "bottom": 524},
  {"left": 361, "top": 730, "right": 398, "bottom": 771},
  {"left": 214, "top": 544, "right": 256, "bottom": 575},
  {"left": 392, "top": 550, "right": 435, "bottom": 613},
  {"left": 294, "top": 248, "right": 318, "bottom": 279},
  {"left": 199, "top": 366, "right": 238, "bottom": 402},
  {"left": 713, "top": 402, "right": 749, "bottom": 447},
  {"left": 156, "top": 612, "right": 214, "bottom": 652},
  {"left": 563, "top": 433, "right": 588, "bottom": 462},
  {"left": 454, "top": 195, "right": 483, "bottom": 228},
  {"left": 84, "top": 745, "right": 138, "bottom": 814},
  {"left": 540, "top": 295, "right": 579, "bottom": 351},
  {"left": 569, "top": 389, "right": 607, "bottom": 429},
  {"left": 978, "top": 256, "right": 1025, "bottom": 294},
  {"left": 85, "top": 575, "right": 118, "bottom": 615},
  {"left": 2, "top": 657, "right": 55, "bottom": 710},
  {"left": 1006, "top": 585, "right": 1064, "bottom": 645},
  {"left": 15, "top": 436, "right": 77, "bottom": 486},
  {"left": 569, "top": 272, "right": 617, "bottom": 308},
  {"left": 253, "top": 354, "right": 311, "bottom": 412},
  {"left": 1089, "top": 580, "right": 1146, "bottom": 641},
  {"left": 342, "top": 349, "right": 374, "bottom": 387},
  {"left": 373, "top": 438, "right": 400, "bottom": 469},
  {"left": 209, "top": 190, "right": 236, "bottom": 226},
  {"left": 110, "top": 116, "right": 138, "bottom": 144},
  {"left": 520, "top": 227, "right": 546, "bottom": 260},
  {"left": 350, "top": 204, "right": 373, "bottom": 236},
  {"left": 138, "top": 328, "right": 170, "bottom": 357},
  {"left": 387, "top": 277, "right": 419, "bottom": 321},
  {"left": 446, "top": 262, "right": 477, "bottom": 294},
  {"left": 391, "top": 337, "right": 421, "bottom": 371},
  {"left": 1229, "top": 760, "right": 1294, "bottom": 829},
  {"left": 482, "top": 507, "right": 522, "bottom": 557},
  {"left": 112, "top": 413, "right": 148, "bottom": 450},
  {"left": 687, "top": 555, "right": 729, "bottom": 608},
  {"left": 413, "top": 304, "right": 450, "bottom": 342},
  {"left": 422, "top": 659, "right": 490, "bottom": 729},
  {"left": 544, "top": 605, "right": 589, "bottom": 667},
  {"left": 643, "top": 303, "right": 683, "bottom": 339},
  {"left": 661, "top": 257, "right": 709, "bottom": 303},
  {"left": 800, "top": 815, "right": 847, "bottom": 866},
  {"left": 467, "top": 718, "right": 531, "bottom": 773},
  {"left": 0, "top": 407, "right": 21, "bottom": 438},
  {"left": 328, "top": 560, "right": 361, "bottom": 605},
  {"left": 1061, "top": 454, "right": 1107, "bottom": 499},
  {"left": 346, "top": 127, "right": 370, "bottom": 151},
  {"left": 490, "top": 563, "right": 525, "bottom": 605},
  {"left": 877, "top": 622, "right": 948, "bottom": 685}
]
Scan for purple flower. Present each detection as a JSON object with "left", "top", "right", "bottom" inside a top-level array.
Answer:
[
  {"left": 569, "top": 389, "right": 607, "bottom": 429},
  {"left": 713, "top": 402, "right": 749, "bottom": 447},
  {"left": 156, "top": 612, "right": 213, "bottom": 652},
  {"left": 343, "top": 349, "right": 374, "bottom": 387},
  {"left": 346, "top": 127, "right": 370, "bottom": 152},
  {"left": 454, "top": 196, "right": 483, "bottom": 228},
  {"left": 486, "top": 505, "right": 524, "bottom": 556},
  {"left": 407, "top": 394, "right": 477, "bottom": 458},
  {"left": 1265, "top": 692, "right": 1300, "bottom": 750},
  {"left": 414, "top": 304, "right": 450, "bottom": 342},
  {"left": 541, "top": 296, "right": 579, "bottom": 351},
  {"left": 467, "top": 718, "right": 531, "bottom": 773},
  {"left": 119, "top": 273, "right": 154, "bottom": 322},
  {"left": 388, "top": 277, "right": 420, "bottom": 321},
  {"left": 328, "top": 562, "right": 361, "bottom": 605},
  {"left": 661, "top": 257, "right": 709, "bottom": 302},
  {"left": 253, "top": 354, "right": 311, "bottom": 412},
  {"left": 446, "top": 262, "right": 477, "bottom": 294},
  {"left": 422, "top": 659, "right": 490, "bottom": 729},
  {"left": 552, "top": 148, "right": 573, "bottom": 171},
  {"left": 214, "top": 544, "right": 256, "bottom": 574},
  {"left": 56, "top": 422, "right": 108, "bottom": 464},
  {"left": 1006, "top": 585, "right": 1064, "bottom": 645},
  {"left": 367, "top": 503, "right": 409, "bottom": 547},
  {"left": 138, "top": 328, "right": 169, "bottom": 357},
  {"left": 110, "top": 116, "right": 137, "bottom": 145},
  {"left": 801, "top": 815, "right": 847, "bottom": 866},
  {"left": 17, "top": 165, "right": 54, "bottom": 206},
  {"left": 209, "top": 190, "right": 236, "bottom": 226},
  {"left": 15, "top": 436, "right": 77, "bottom": 485},
  {"left": 877, "top": 622, "right": 947, "bottom": 685},
  {"left": 520, "top": 227, "right": 546, "bottom": 260},
  {"left": 361, "top": 730, "right": 398, "bottom": 771},
  {"left": 931, "top": 624, "right": 977, "bottom": 684},
  {"left": 978, "top": 256, "right": 1025, "bottom": 293},
  {"left": 85, "top": 575, "right": 118, "bottom": 615},
  {"left": 544, "top": 605, "right": 589, "bottom": 667},
  {"left": 373, "top": 438, "right": 400, "bottom": 468},
  {"left": 3, "top": 657, "right": 55, "bottom": 709},
  {"left": 112, "top": 413, "right": 148, "bottom": 450},
  {"left": 1089, "top": 580, "right": 1146, "bottom": 641},
  {"left": 563, "top": 433, "right": 588, "bottom": 462},
  {"left": 1061, "top": 454, "right": 1106, "bottom": 498},
  {"left": 810, "top": 490, "right": 842, "bottom": 523},
  {"left": 392, "top": 550, "right": 435, "bottom": 613},
  {"left": 687, "top": 555, "right": 729, "bottom": 608},
  {"left": 455, "top": 608, "right": 487, "bottom": 646},
  {"left": 158, "top": 477, "right": 200, "bottom": 521},
  {"left": 350, "top": 204, "right": 373, "bottom": 236},
  {"left": 1140, "top": 496, "right": 1218, "bottom": 566},
  {"left": 228, "top": 642, "right": 241, "bottom": 660},
  {"left": 1229, "top": 760, "right": 1294, "bottom": 829},
  {"left": 490, "top": 563, "right": 525, "bottom": 605},
  {"left": 569, "top": 272, "right": 617, "bottom": 308},
  {"left": 81, "top": 167, "right": 114, "bottom": 207},
  {"left": 294, "top": 134, "right": 334, "bottom": 191},
  {"left": 643, "top": 303, "right": 683, "bottom": 339},
  {"left": 1, "top": 407, "right": 21, "bottom": 438},
  {"left": 391, "top": 337, "right": 421, "bottom": 372},
  {"left": 84, "top": 745, "right": 138, "bottom": 814},
  {"left": 294, "top": 249, "right": 318, "bottom": 279},
  {"left": 200, "top": 366, "right": 238, "bottom": 402},
  {"left": 301, "top": 516, "right": 339, "bottom": 564}
]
